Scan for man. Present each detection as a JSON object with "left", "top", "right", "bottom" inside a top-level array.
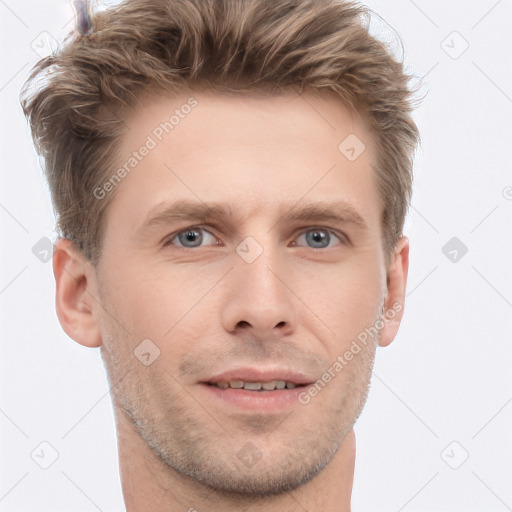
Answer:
[{"left": 20, "top": 0, "right": 419, "bottom": 509}]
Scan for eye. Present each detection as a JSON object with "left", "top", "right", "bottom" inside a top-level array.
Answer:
[
  {"left": 291, "top": 228, "right": 345, "bottom": 249},
  {"left": 163, "top": 226, "right": 346, "bottom": 250},
  {"left": 163, "top": 227, "right": 219, "bottom": 249}
]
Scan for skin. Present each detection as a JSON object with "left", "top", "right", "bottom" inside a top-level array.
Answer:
[{"left": 53, "top": 87, "right": 409, "bottom": 511}]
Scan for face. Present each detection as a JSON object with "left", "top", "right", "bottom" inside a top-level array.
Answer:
[{"left": 94, "top": 87, "right": 389, "bottom": 495}]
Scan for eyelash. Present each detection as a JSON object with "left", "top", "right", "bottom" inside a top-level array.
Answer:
[{"left": 162, "top": 225, "right": 348, "bottom": 249}]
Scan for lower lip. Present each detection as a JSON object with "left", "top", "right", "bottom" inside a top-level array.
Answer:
[{"left": 200, "top": 383, "right": 310, "bottom": 412}]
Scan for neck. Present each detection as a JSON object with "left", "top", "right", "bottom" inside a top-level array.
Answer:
[{"left": 115, "top": 407, "right": 355, "bottom": 511}]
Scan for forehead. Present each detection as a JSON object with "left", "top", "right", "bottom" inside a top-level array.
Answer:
[
  {"left": 104, "top": 87, "right": 382, "bottom": 237},
  {"left": 125, "top": 86, "right": 369, "bottom": 149}
]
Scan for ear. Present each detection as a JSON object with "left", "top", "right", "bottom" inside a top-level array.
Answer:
[
  {"left": 378, "top": 235, "right": 409, "bottom": 348},
  {"left": 53, "top": 238, "right": 102, "bottom": 348}
]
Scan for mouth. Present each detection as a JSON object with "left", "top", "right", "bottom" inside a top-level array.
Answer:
[
  {"left": 205, "top": 379, "right": 308, "bottom": 391},
  {"left": 199, "top": 369, "right": 315, "bottom": 412}
]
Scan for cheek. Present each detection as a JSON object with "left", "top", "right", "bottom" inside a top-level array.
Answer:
[
  {"left": 103, "top": 261, "right": 216, "bottom": 344},
  {"left": 100, "top": 244, "right": 384, "bottom": 347},
  {"left": 294, "top": 257, "right": 384, "bottom": 339}
]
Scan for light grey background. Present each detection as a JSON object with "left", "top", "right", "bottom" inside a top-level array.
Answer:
[{"left": 1, "top": 0, "right": 511, "bottom": 510}]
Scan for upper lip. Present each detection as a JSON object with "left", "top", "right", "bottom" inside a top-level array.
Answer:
[{"left": 203, "top": 367, "right": 315, "bottom": 386}]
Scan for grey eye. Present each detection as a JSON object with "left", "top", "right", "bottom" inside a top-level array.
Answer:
[
  {"left": 166, "top": 228, "right": 218, "bottom": 248},
  {"left": 295, "top": 229, "right": 343, "bottom": 249}
]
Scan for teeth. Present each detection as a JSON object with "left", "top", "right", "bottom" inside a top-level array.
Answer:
[
  {"left": 211, "top": 380, "right": 299, "bottom": 391},
  {"left": 243, "top": 382, "right": 261, "bottom": 390}
]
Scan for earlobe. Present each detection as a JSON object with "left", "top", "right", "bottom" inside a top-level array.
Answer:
[
  {"left": 53, "top": 238, "right": 102, "bottom": 348},
  {"left": 378, "top": 236, "right": 409, "bottom": 348}
]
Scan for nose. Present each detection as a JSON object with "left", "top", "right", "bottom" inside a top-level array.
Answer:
[{"left": 221, "top": 245, "right": 300, "bottom": 341}]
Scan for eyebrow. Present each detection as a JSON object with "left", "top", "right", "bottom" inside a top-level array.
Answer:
[{"left": 135, "top": 198, "right": 369, "bottom": 237}]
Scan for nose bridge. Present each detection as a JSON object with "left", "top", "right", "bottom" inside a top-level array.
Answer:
[
  {"left": 221, "top": 231, "right": 299, "bottom": 336},
  {"left": 236, "top": 233, "right": 287, "bottom": 300}
]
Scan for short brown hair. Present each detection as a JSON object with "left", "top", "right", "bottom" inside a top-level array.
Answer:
[{"left": 20, "top": 0, "right": 420, "bottom": 266}]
